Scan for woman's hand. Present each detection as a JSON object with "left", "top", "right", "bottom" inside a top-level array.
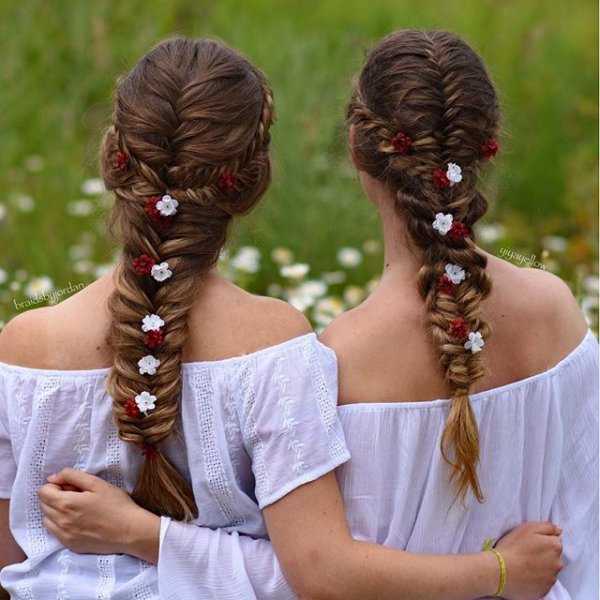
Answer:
[
  {"left": 495, "top": 521, "right": 563, "bottom": 600},
  {"left": 38, "top": 468, "right": 160, "bottom": 564}
]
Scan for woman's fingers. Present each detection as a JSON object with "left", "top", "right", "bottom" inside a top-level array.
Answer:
[{"left": 48, "top": 468, "right": 103, "bottom": 492}]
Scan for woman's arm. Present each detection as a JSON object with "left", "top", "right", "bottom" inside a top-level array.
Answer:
[
  {"left": 39, "top": 468, "right": 562, "bottom": 600},
  {"left": 0, "top": 499, "right": 26, "bottom": 600}
]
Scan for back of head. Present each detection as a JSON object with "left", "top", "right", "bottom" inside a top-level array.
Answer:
[
  {"left": 100, "top": 37, "right": 274, "bottom": 520},
  {"left": 347, "top": 30, "right": 501, "bottom": 502}
]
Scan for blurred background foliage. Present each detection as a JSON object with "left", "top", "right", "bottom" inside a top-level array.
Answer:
[{"left": 0, "top": 0, "right": 597, "bottom": 331}]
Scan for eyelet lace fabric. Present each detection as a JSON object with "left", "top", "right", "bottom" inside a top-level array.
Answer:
[{"left": 0, "top": 333, "right": 350, "bottom": 598}]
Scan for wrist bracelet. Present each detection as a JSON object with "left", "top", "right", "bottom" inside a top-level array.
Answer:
[{"left": 482, "top": 537, "right": 507, "bottom": 597}]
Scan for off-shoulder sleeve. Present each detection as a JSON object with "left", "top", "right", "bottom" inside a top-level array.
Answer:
[
  {"left": 549, "top": 333, "right": 599, "bottom": 599},
  {"left": 0, "top": 367, "right": 17, "bottom": 498},
  {"left": 157, "top": 517, "right": 295, "bottom": 600},
  {"left": 236, "top": 334, "right": 350, "bottom": 509}
]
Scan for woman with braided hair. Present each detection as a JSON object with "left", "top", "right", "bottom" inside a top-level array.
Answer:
[{"left": 0, "top": 33, "right": 577, "bottom": 599}]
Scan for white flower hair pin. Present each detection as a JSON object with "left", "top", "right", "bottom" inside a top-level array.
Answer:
[
  {"left": 134, "top": 391, "right": 157, "bottom": 416},
  {"left": 432, "top": 212, "right": 470, "bottom": 243},
  {"left": 433, "top": 163, "right": 462, "bottom": 190},
  {"left": 439, "top": 263, "right": 466, "bottom": 295},
  {"left": 444, "top": 263, "right": 466, "bottom": 284},
  {"left": 142, "top": 314, "right": 164, "bottom": 332},
  {"left": 151, "top": 262, "right": 172, "bottom": 282},
  {"left": 432, "top": 213, "right": 453, "bottom": 235},
  {"left": 156, "top": 194, "right": 178, "bottom": 216},
  {"left": 465, "top": 331, "right": 485, "bottom": 354},
  {"left": 138, "top": 355, "right": 160, "bottom": 376}
]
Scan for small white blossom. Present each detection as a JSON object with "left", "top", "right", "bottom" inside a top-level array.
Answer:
[
  {"left": 281, "top": 263, "right": 310, "bottom": 279},
  {"left": 67, "top": 199, "right": 94, "bottom": 217},
  {"left": 138, "top": 355, "right": 161, "bottom": 375},
  {"left": 322, "top": 271, "right": 347, "bottom": 285},
  {"left": 446, "top": 163, "right": 462, "bottom": 185},
  {"left": 157, "top": 195, "right": 178, "bottom": 216},
  {"left": 343, "top": 285, "right": 365, "bottom": 307},
  {"left": 337, "top": 247, "right": 363, "bottom": 268},
  {"left": 271, "top": 247, "right": 294, "bottom": 266},
  {"left": 432, "top": 213, "right": 453, "bottom": 235},
  {"left": 151, "top": 262, "right": 172, "bottom": 282},
  {"left": 134, "top": 391, "right": 157, "bottom": 415},
  {"left": 142, "top": 314, "right": 164, "bottom": 332},
  {"left": 297, "top": 280, "right": 327, "bottom": 299},
  {"left": 231, "top": 246, "right": 261, "bottom": 274},
  {"left": 464, "top": 331, "right": 485, "bottom": 354},
  {"left": 24, "top": 155, "right": 45, "bottom": 172},
  {"left": 445, "top": 263, "right": 466, "bottom": 284},
  {"left": 14, "top": 194, "right": 34, "bottom": 212},
  {"left": 362, "top": 239, "right": 381, "bottom": 255},
  {"left": 541, "top": 235, "right": 568, "bottom": 253},
  {"left": 25, "top": 276, "right": 53, "bottom": 298},
  {"left": 94, "top": 264, "right": 114, "bottom": 278},
  {"left": 477, "top": 224, "right": 505, "bottom": 244},
  {"left": 81, "top": 178, "right": 106, "bottom": 195}
]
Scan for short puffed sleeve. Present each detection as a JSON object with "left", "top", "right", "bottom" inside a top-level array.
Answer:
[
  {"left": 0, "top": 366, "right": 17, "bottom": 498},
  {"left": 236, "top": 334, "right": 350, "bottom": 509}
]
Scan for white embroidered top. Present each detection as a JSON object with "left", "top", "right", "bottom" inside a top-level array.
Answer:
[
  {"left": 0, "top": 333, "right": 350, "bottom": 599},
  {"left": 0, "top": 331, "right": 598, "bottom": 600}
]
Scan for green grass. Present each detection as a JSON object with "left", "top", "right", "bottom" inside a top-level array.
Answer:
[{"left": 0, "top": 0, "right": 597, "bottom": 328}]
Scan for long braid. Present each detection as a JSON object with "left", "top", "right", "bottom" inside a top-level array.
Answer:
[
  {"left": 349, "top": 30, "right": 500, "bottom": 502},
  {"left": 100, "top": 38, "right": 274, "bottom": 520}
]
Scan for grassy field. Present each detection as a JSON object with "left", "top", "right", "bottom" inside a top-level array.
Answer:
[{"left": 0, "top": 0, "right": 597, "bottom": 331}]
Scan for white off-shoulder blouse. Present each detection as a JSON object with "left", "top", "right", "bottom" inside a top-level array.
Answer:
[
  {"left": 0, "top": 331, "right": 598, "bottom": 600},
  {"left": 0, "top": 333, "right": 350, "bottom": 599}
]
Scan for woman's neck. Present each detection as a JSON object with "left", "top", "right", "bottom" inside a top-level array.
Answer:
[{"left": 377, "top": 196, "right": 423, "bottom": 283}]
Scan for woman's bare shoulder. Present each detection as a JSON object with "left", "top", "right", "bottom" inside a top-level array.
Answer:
[
  {"left": 0, "top": 274, "right": 113, "bottom": 369},
  {"left": 185, "top": 276, "right": 313, "bottom": 361},
  {"left": 485, "top": 254, "right": 588, "bottom": 358}
]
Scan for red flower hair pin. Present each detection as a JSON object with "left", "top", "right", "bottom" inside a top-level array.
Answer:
[
  {"left": 391, "top": 132, "right": 412, "bottom": 154},
  {"left": 142, "top": 314, "right": 164, "bottom": 350},
  {"left": 432, "top": 213, "right": 469, "bottom": 242},
  {"left": 481, "top": 138, "right": 499, "bottom": 158},
  {"left": 124, "top": 398, "right": 141, "bottom": 418},
  {"left": 133, "top": 254, "right": 156, "bottom": 276},
  {"left": 116, "top": 151, "right": 129, "bottom": 171},
  {"left": 145, "top": 195, "right": 178, "bottom": 230},
  {"left": 438, "top": 263, "right": 466, "bottom": 295},
  {"left": 218, "top": 173, "right": 236, "bottom": 194},
  {"left": 448, "top": 221, "right": 469, "bottom": 242},
  {"left": 141, "top": 444, "right": 159, "bottom": 461},
  {"left": 449, "top": 317, "right": 469, "bottom": 339},
  {"left": 433, "top": 163, "right": 462, "bottom": 190}
]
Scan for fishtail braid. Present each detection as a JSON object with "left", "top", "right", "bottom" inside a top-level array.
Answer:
[
  {"left": 348, "top": 29, "right": 500, "bottom": 502},
  {"left": 100, "top": 37, "right": 274, "bottom": 520}
]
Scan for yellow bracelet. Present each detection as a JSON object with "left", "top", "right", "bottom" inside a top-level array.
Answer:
[{"left": 482, "top": 537, "right": 507, "bottom": 597}]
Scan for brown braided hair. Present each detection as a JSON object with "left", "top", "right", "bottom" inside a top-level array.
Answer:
[
  {"left": 348, "top": 30, "right": 500, "bottom": 502},
  {"left": 100, "top": 37, "right": 274, "bottom": 520}
]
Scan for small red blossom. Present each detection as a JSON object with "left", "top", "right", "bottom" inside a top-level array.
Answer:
[
  {"left": 218, "top": 173, "right": 236, "bottom": 194},
  {"left": 116, "top": 151, "right": 129, "bottom": 171},
  {"left": 144, "top": 196, "right": 173, "bottom": 230},
  {"left": 481, "top": 138, "right": 499, "bottom": 158},
  {"left": 141, "top": 444, "right": 158, "bottom": 461},
  {"left": 438, "top": 275, "right": 457, "bottom": 295},
  {"left": 133, "top": 254, "right": 156, "bottom": 276},
  {"left": 433, "top": 168, "right": 450, "bottom": 190},
  {"left": 448, "top": 221, "right": 469, "bottom": 242},
  {"left": 449, "top": 317, "right": 469, "bottom": 339},
  {"left": 144, "top": 329, "right": 164, "bottom": 350},
  {"left": 391, "top": 132, "right": 412, "bottom": 155},
  {"left": 124, "top": 398, "right": 141, "bottom": 418}
]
